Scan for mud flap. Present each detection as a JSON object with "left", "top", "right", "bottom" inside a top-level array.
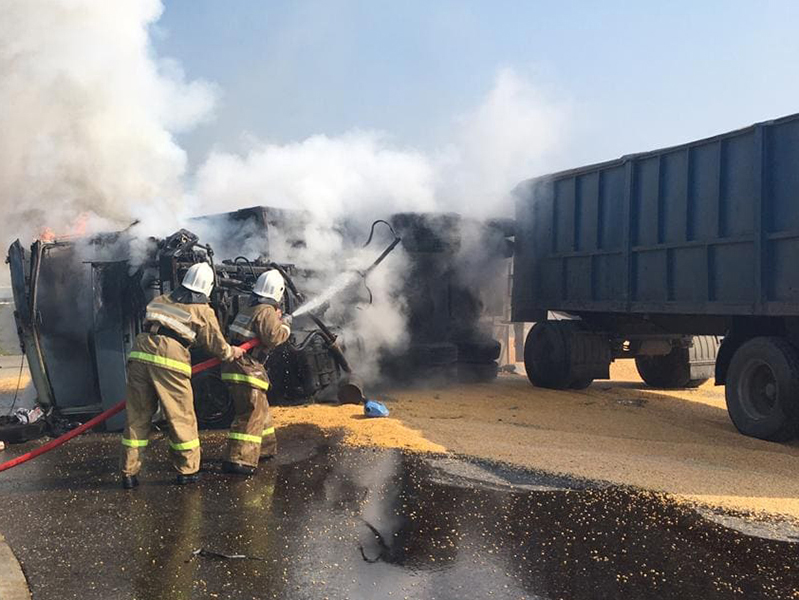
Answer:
[{"left": 688, "top": 336, "right": 721, "bottom": 382}]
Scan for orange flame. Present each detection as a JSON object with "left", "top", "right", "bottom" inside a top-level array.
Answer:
[{"left": 38, "top": 212, "right": 91, "bottom": 242}]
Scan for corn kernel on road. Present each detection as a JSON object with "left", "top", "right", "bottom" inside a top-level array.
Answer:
[{"left": 277, "top": 362, "right": 799, "bottom": 519}]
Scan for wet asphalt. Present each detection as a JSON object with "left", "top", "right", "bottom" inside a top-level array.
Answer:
[{"left": 0, "top": 424, "right": 797, "bottom": 600}]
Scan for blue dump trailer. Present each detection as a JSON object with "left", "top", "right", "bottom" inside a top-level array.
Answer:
[{"left": 513, "top": 113, "right": 799, "bottom": 442}]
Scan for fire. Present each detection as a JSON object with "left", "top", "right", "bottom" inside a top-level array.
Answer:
[{"left": 38, "top": 213, "right": 90, "bottom": 242}]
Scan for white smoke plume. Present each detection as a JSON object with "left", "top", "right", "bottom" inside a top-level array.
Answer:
[
  {"left": 437, "top": 67, "right": 568, "bottom": 216},
  {"left": 195, "top": 132, "right": 437, "bottom": 223},
  {"left": 191, "top": 68, "right": 567, "bottom": 380},
  {"left": 0, "top": 1, "right": 568, "bottom": 383},
  {"left": 194, "top": 68, "right": 566, "bottom": 221},
  {"left": 0, "top": 0, "right": 216, "bottom": 247}
]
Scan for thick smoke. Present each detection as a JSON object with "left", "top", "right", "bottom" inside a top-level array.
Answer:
[
  {"left": 194, "top": 68, "right": 565, "bottom": 221},
  {"left": 0, "top": 0, "right": 216, "bottom": 247},
  {"left": 191, "top": 68, "right": 566, "bottom": 381},
  {"left": 1, "top": 1, "right": 567, "bottom": 384},
  {"left": 437, "top": 67, "right": 568, "bottom": 216}
]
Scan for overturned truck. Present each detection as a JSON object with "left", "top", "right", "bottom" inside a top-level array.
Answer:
[{"left": 8, "top": 206, "right": 511, "bottom": 431}]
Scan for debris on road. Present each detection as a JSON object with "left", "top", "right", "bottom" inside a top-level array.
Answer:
[
  {"left": 189, "top": 548, "right": 266, "bottom": 562},
  {"left": 0, "top": 413, "right": 46, "bottom": 444},
  {"left": 363, "top": 399, "right": 389, "bottom": 418},
  {"left": 12, "top": 406, "right": 43, "bottom": 424}
]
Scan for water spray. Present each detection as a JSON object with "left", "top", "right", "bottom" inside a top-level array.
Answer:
[
  {"left": 278, "top": 219, "right": 402, "bottom": 395},
  {"left": 291, "top": 220, "right": 402, "bottom": 318}
]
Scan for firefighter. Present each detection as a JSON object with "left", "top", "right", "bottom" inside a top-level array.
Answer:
[
  {"left": 222, "top": 270, "right": 291, "bottom": 476},
  {"left": 120, "top": 262, "right": 245, "bottom": 489}
]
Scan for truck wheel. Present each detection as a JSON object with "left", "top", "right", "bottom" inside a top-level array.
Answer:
[
  {"left": 635, "top": 335, "right": 719, "bottom": 388},
  {"left": 390, "top": 212, "right": 461, "bottom": 253},
  {"left": 725, "top": 337, "right": 799, "bottom": 442},
  {"left": 456, "top": 339, "right": 501, "bottom": 364},
  {"left": 635, "top": 348, "right": 698, "bottom": 388},
  {"left": 407, "top": 343, "right": 459, "bottom": 366},
  {"left": 570, "top": 378, "right": 594, "bottom": 390},
  {"left": 523, "top": 322, "right": 572, "bottom": 389},
  {"left": 457, "top": 361, "right": 499, "bottom": 383}
]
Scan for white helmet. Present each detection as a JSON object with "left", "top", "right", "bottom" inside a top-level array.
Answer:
[
  {"left": 253, "top": 270, "right": 285, "bottom": 302},
  {"left": 182, "top": 263, "right": 215, "bottom": 297}
]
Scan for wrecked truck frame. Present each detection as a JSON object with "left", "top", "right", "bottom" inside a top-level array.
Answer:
[
  {"left": 7, "top": 211, "right": 361, "bottom": 431},
  {"left": 7, "top": 206, "right": 513, "bottom": 432}
]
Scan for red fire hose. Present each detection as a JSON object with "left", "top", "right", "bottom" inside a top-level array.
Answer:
[{"left": 0, "top": 338, "right": 261, "bottom": 474}]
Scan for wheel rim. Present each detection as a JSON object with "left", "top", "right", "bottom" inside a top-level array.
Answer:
[{"left": 738, "top": 359, "right": 778, "bottom": 420}]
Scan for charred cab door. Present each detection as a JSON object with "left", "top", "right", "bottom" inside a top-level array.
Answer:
[{"left": 7, "top": 240, "right": 55, "bottom": 407}]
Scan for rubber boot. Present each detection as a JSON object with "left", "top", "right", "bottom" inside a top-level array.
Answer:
[
  {"left": 222, "top": 461, "right": 255, "bottom": 476},
  {"left": 175, "top": 472, "right": 201, "bottom": 485}
]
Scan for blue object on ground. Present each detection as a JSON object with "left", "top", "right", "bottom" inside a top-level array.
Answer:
[{"left": 364, "top": 400, "right": 389, "bottom": 418}]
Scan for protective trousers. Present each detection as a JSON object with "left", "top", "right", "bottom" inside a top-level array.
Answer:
[
  {"left": 120, "top": 360, "right": 201, "bottom": 476},
  {"left": 225, "top": 383, "right": 277, "bottom": 468}
]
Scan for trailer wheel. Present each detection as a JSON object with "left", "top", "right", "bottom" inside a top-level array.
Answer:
[
  {"left": 725, "top": 337, "right": 799, "bottom": 442},
  {"left": 523, "top": 322, "right": 572, "bottom": 389},
  {"left": 570, "top": 378, "right": 594, "bottom": 390},
  {"left": 635, "top": 348, "right": 700, "bottom": 388}
]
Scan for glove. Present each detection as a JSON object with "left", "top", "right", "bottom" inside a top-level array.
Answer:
[
  {"left": 282, "top": 314, "right": 293, "bottom": 328},
  {"left": 230, "top": 346, "right": 245, "bottom": 361}
]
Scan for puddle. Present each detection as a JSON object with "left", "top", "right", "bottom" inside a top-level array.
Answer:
[
  {"left": 0, "top": 425, "right": 797, "bottom": 599},
  {"left": 695, "top": 507, "right": 799, "bottom": 543},
  {"left": 615, "top": 397, "right": 648, "bottom": 407},
  {"left": 424, "top": 455, "right": 583, "bottom": 493}
]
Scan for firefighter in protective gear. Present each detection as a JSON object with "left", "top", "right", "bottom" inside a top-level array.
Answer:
[
  {"left": 222, "top": 269, "right": 291, "bottom": 476},
  {"left": 120, "top": 262, "right": 245, "bottom": 488}
]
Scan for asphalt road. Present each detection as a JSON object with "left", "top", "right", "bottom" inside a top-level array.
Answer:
[
  {"left": 0, "top": 424, "right": 797, "bottom": 599},
  {"left": 0, "top": 355, "right": 32, "bottom": 413}
]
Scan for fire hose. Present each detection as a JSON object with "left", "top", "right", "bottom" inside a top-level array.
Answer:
[{"left": 0, "top": 338, "right": 262, "bottom": 474}]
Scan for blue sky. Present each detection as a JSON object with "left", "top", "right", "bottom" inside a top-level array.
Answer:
[{"left": 155, "top": 0, "right": 799, "bottom": 174}]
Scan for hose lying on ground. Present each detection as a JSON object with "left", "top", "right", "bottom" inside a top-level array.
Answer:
[{"left": 0, "top": 338, "right": 262, "bottom": 474}]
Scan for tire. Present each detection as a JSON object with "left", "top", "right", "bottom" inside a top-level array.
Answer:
[
  {"left": 407, "top": 343, "right": 458, "bottom": 366},
  {"left": 485, "top": 218, "right": 516, "bottom": 238},
  {"left": 523, "top": 322, "right": 572, "bottom": 389},
  {"left": 390, "top": 212, "right": 461, "bottom": 254},
  {"left": 193, "top": 370, "right": 234, "bottom": 429},
  {"left": 724, "top": 337, "right": 799, "bottom": 442},
  {"left": 456, "top": 340, "right": 501, "bottom": 364},
  {"left": 457, "top": 361, "right": 499, "bottom": 383},
  {"left": 381, "top": 345, "right": 457, "bottom": 383},
  {"left": 0, "top": 417, "right": 46, "bottom": 444},
  {"left": 635, "top": 348, "right": 699, "bottom": 388},
  {"left": 570, "top": 378, "right": 593, "bottom": 390},
  {"left": 408, "top": 363, "right": 458, "bottom": 385}
]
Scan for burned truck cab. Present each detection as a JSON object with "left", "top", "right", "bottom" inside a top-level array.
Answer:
[
  {"left": 7, "top": 207, "right": 353, "bottom": 430},
  {"left": 8, "top": 205, "right": 512, "bottom": 432},
  {"left": 8, "top": 234, "right": 140, "bottom": 430}
]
